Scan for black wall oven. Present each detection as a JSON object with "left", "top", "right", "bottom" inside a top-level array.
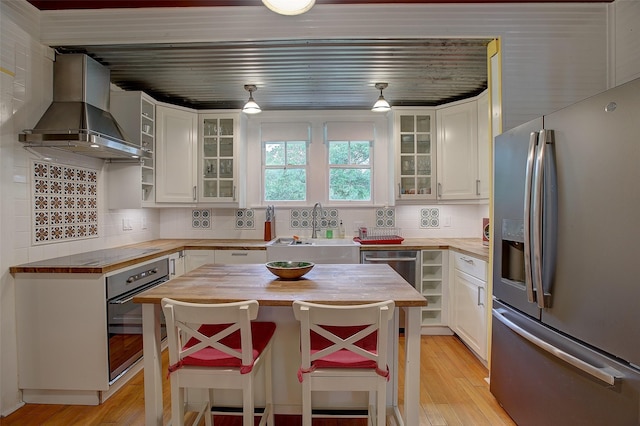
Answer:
[{"left": 106, "top": 258, "right": 169, "bottom": 382}]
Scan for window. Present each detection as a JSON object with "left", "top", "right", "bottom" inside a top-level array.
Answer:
[
  {"left": 261, "top": 122, "right": 311, "bottom": 202},
  {"left": 328, "top": 140, "right": 372, "bottom": 201},
  {"left": 264, "top": 141, "right": 307, "bottom": 201},
  {"left": 325, "top": 121, "right": 375, "bottom": 202}
]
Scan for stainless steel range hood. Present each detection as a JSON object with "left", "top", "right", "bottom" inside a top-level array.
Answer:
[{"left": 19, "top": 54, "right": 145, "bottom": 160}]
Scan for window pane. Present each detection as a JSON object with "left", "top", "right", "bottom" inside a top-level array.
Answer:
[
  {"left": 351, "top": 141, "right": 370, "bottom": 165},
  {"left": 220, "top": 137, "right": 233, "bottom": 157},
  {"left": 417, "top": 135, "right": 430, "bottom": 154},
  {"left": 219, "top": 118, "right": 234, "bottom": 135},
  {"left": 287, "top": 141, "right": 307, "bottom": 165},
  {"left": 416, "top": 115, "right": 431, "bottom": 132},
  {"left": 203, "top": 159, "right": 217, "bottom": 178},
  {"left": 265, "top": 168, "right": 306, "bottom": 201},
  {"left": 400, "top": 135, "right": 414, "bottom": 153},
  {"left": 203, "top": 138, "right": 218, "bottom": 157},
  {"left": 203, "top": 119, "right": 217, "bottom": 136},
  {"left": 329, "top": 141, "right": 349, "bottom": 165},
  {"left": 265, "top": 142, "right": 285, "bottom": 166},
  {"left": 329, "top": 169, "right": 371, "bottom": 201},
  {"left": 400, "top": 115, "right": 414, "bottom": 132}
]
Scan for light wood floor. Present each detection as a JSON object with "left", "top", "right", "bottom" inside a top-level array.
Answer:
[{"left": 2, "top": 335, "right": 516, "bottom": 426}]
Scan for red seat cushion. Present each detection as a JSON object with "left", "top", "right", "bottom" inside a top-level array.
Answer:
[
  {"left": 181, "top": 321, "right": 276, "bottom": 369},
  {"left": 310, "top": 325, "right": 378, "bottom": 369}
]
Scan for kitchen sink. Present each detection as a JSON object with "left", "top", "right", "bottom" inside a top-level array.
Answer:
[
  {"left": 270, "top": 237, "right": 358, "bottom": 246},
  {"left": 266, "top": 238, "right": 360, "bottom": 264}
]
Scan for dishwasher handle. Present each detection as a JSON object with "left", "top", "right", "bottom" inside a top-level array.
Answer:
[{"left": 363, "top": 256, "right": 417, "bottom": 263}]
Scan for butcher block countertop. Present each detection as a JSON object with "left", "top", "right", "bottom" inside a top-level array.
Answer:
[
  {"left": 10, "top": 237, "right": 488, "bottom": 274},
  {"left": 133, "top": 263, "right": 428, "bottom": 307}
]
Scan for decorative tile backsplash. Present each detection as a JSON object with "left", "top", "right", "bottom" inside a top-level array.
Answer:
[
  {"left": 192, "top": 209, "right": 211, "bottom": 228},
  {"left": 420, "top": 207, "right": 440, "bottom": 228},
  {"left": 290, "top": 208, "right": 339, "bottom": 230},
  {"left": 235, "top": 209, "right": 255, "bottom": 229},
  {"left": 32, "top": 161, "right": 99, "bottom": 245},
  {"left": 375, "top": 208, "right": 395, "bottom": 227}
]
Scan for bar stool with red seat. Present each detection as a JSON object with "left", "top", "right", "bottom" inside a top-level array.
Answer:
[
  {"left": 161, "top": 298, "right": 276, "bottom": 426},
  {"left": 292, "top": 299, "right": 395, "bottom": 426}
]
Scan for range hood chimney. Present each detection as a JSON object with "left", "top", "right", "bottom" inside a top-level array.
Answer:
[{"left": 19, "top": 54, "right": 145, "bottom": 160}]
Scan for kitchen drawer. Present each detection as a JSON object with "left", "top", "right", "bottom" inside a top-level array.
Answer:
[
  {"left": 453, "top": 252, "right": 486, "bottom": 281},
  {"left": 215, "top": 249, "right": 266, "bottom": 264}
]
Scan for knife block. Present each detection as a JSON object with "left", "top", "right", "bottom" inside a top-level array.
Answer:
[{"left": 264, "top": 221, "right": 272, "bottom": 241}]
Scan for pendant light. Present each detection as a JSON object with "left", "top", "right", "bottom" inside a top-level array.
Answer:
[
  {"left": 262, "top": 0, "right": 315, "bottom": 16},
  {"left": 371, "top": 83, "right": 391, "bottom": 112},
  {"left": 242, "top": 85, "right": 262, "bottom": 114}
]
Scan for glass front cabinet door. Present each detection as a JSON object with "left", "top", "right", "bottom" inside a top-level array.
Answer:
[
  {"left": 199, "top": 114, "right": 237, "bottom": 202},
  {"left": 394, "top": 110, "right": 437, "bottom": 200}
]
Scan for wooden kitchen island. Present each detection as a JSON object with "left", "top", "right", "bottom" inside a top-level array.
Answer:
[{"left": 134, "top": 263, "right": 427, "bottom": 426}]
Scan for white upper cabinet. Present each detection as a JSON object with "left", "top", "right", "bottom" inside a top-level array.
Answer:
[
  {"left": 108, "top": 91, "right": 156, "bottom": 208},
  {"left": 436, "top": 99, "right": 478, "bottom": 200},
  {"left": 155, "top": 104, "right": 198, "bottom": 203},
  {"left": 198, "top": 113, "right": 239, "bottom": 203},
  {"left": 394, "top": 109, "right": 437, "bottom": 201}
]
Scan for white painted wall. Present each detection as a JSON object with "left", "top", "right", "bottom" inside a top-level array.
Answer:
[{"left": 1, "top": 0, "right": 639, "bottom": 417}]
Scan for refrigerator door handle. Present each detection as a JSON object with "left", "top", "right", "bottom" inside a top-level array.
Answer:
[
  {"left": 523, "top": 132, "right": 537, "bottom": 304},
  {"left": 533, "top": 130, "right": 553, "bottom": 308},
  {"left": 493, "top": 308, "right": 622, "bottom": 386}
]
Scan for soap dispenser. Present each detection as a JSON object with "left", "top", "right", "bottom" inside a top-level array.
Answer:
[{"left": 338, "top": 220, "right": 346, "bottom": 238}]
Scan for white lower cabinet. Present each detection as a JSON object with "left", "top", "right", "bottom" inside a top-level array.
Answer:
[
  {"left": 168, "top": 251, "right": 185, "bottom": 279},
  {"left": 450, "top": 251, "right": 488, "bottom": 362},
  {"left": 185, "top": 249, "right": 266, "bottom": 273},
  {"left": 185, "top": 250, "right": 216, "bottom": 273},
  {"left": 215, "top": 249, "right": 266, "bottom": 264}
]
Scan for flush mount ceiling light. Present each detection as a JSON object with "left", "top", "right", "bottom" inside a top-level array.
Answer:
[
  {"left": 262, "top": 0, "right": 315, "bottom": 16},
  {"left": 242, "top": 84, "right": 262, "bottom": 114},
  {"left": 371, "top": 83, "right": 391, "bottom": 112}
]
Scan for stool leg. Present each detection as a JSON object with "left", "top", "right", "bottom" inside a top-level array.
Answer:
[
  {"left": 301, "top": 379, "right": 312, "bottom": 426},
  {"left": 243, "top": 374, "right": 254, "bottom": 426},
  {"left": 265, "top": 347, "right": 274, "bottom": 425}
]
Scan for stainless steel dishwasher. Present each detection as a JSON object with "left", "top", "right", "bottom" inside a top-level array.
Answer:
[{"left": 360, "top": 250, "right": 419, "bottom": 330}]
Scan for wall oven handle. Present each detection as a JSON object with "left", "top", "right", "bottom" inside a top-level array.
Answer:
[
  {"left": 523, "top": 131, "right": 537, "bottom": 304},
  {"left": 109, "top": 278, "right": 168, "bottom": 305},
  {"left": 493, "top": 308, "right": 621, "bottom": 386},
  {"left": 363, "top": 256, "right": 417, "bottom": 262}
]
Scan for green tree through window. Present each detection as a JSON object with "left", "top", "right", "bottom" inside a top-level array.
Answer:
[
  {"left": 328, "top": 140, "right": 371, "bottom": 201},
  {"left": 264, "top": 141, "right": 307, "bottom": 201}
]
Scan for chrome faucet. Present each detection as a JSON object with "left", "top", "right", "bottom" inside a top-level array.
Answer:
[{"left": 311, "top": 202, "right": 323, "bottom": 239}]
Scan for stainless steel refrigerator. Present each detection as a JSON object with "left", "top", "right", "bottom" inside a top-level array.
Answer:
[{"left": 491, "top": 77, "right": 640, "bottom": 425}]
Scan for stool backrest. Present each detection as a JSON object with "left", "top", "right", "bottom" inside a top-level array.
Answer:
[
  {"left": 161, "top": 298, "right": 259, "bottom": 369},
  {"left": 293, "top": 300, "right": 395, "bottom": 374}
]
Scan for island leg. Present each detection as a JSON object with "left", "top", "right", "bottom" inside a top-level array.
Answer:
[
  {"left": 403, "top": 306, "right": 421, "bottom": 426},
  {"left": 142, "top": 303, "right": 164, "bottom": 426}
]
